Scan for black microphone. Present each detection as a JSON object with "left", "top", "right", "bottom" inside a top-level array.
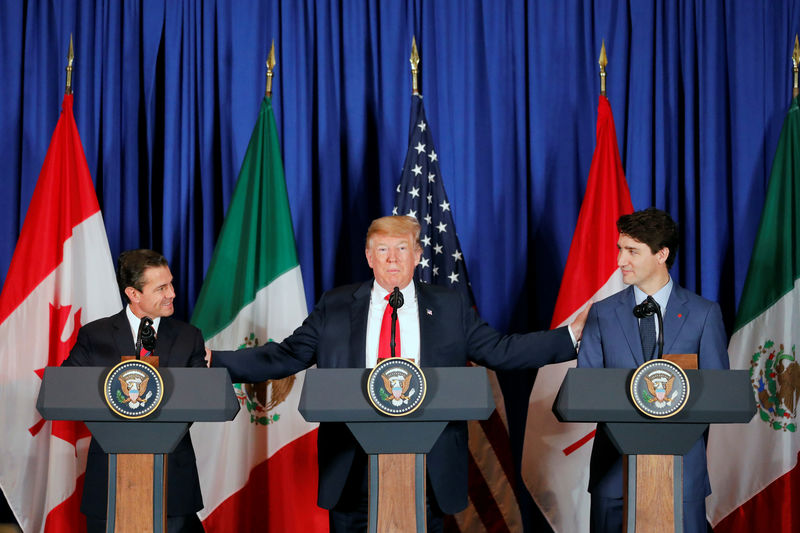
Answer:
[
  {"left": 135, "top": 317, "right": 155, "bottom": 359},
  {"left": 389, "top": 287, "right": 404, "bottom": 358},
  {"left": 633, "top": 296, "right": 664, "bottom": 358}
]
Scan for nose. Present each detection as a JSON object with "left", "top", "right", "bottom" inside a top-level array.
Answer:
[
  {"left": 166, "top": 284, "right": 176, "bottom": 299},
  {"left": 617, "top": 250, "right": 626, "bottom": 267}
]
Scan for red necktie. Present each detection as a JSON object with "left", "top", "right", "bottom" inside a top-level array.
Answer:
[{"left": 377, "top": 293, "right": 401, "bottom": 360}]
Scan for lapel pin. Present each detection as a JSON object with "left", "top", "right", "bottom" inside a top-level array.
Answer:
[
  {"left": 677, "top": 313, "right": 682, "bottom": 318},
  {"left": 426, "top": 308, "right": 433, "bottom": 316}
]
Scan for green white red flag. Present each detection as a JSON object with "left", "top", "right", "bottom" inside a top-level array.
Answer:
[
  {"left": 190, "top": 96, "right": 328, "bottom": 532},
  {"left": 707, "top": 96, "right": 800, "bottom": 532}
]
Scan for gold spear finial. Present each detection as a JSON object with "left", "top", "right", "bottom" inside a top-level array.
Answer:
[
  {"left": 65, "top": 34, "right": 75, "bottom": 95},
  {"left": 793, "top": 35, "right": 799, "bottom": 98},
  {"left": 265, "top": 40, "right": 276, "bottom": 98},
  {"left": 410, "top": 36, "right": 420, "bottom": 95},
  {"left": 599, "top": 39, "right": 608, "bottom": 97}
]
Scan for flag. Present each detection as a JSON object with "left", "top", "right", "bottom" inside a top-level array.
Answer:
[
  {"left": 706, "top": 96, "right": 800, "bottom": 532},
  {"left": 394, "top": 94, "right": 523, "bottom": 532},
  {"left": 522, "top": 95, "right": 633, "bottom": 532},
  {"left": 0, "top": 94, "right": 121, "bottom": 532},
  {"left": 190, "top": 96, "right": 328, "bottom": 532}
]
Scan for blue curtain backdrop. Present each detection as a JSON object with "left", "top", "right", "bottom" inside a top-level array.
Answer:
[{"left": 2, "top": 0, "right": 800, "bottom": 528}]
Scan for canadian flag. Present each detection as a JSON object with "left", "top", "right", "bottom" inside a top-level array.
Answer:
[
  {"left": 522, "top": 95, "right": 633, "bottom": 532},
  {"left": 0, "top": 94, "right": 121, "bottom": 532}
]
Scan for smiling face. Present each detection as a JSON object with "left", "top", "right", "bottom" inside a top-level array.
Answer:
[
  {"left": 617, "top": 233, "right": 670, "bottom": 294},
  {"left": 365, "top": 232, "right": 422, "bottom": 292},
  {"left": 125, "top": 265, "right": 176, "bottom": 318}
]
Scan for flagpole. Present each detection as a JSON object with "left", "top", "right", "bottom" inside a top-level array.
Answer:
[
  {"left": 265, "top": 40, "right": 276, "bottom": 98},
  {"left": 792, "top": 35, "right": 799, "bottom": 99},
  {"left": 599, "top": 39, "right": 608, "bottom": 97},
  {"left": 65, "top": 34, "right": 74, "bottom": 95},
  {"left": 410, "top": 36, "right": 420, "bottom": 96}
]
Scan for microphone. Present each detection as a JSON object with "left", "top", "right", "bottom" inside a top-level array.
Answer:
[
  {"left": 389, "top": 287, "right": 404, "bottom": 358},
  {"left": 633, "top": 296, "right": 664, "bottom": 358},
  {"left": 136, "top": 317, "right": 156, "bottom": 359}
]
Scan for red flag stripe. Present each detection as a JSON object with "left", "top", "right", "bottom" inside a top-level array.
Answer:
[
  {"left": 477, "top": 410, "right": 517, "bottom": 488},
  {"left": 0, "top": 95, "right": 99, "bottom": 324},
  {"left": 712, "top": 451, "right": 800, "bottom": 532},
  {"left": 562, "top": 429, "right": 596, "bottom": 456},
  {"left": 465, "top": 450, "right": 510, "bottom": 532}
]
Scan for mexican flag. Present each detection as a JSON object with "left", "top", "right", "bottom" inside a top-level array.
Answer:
[
  {"left": 522, "top": 95, "right": 633, "bottom": 533},
  {"left": 190, "top": 96, "right": 327, "bottom": 532},
  {"left": 707, "top": 97, "right": 800, "bottom": 531},
  {"left": 0, "top": 94, "right": 121, "bottom": 532}
]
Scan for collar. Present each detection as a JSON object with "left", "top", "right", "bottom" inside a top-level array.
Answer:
[
  {"left": 125, "top": 304, "right": 161, "bottom": 341},
  {"left": 633, "top": 276, "right": 673, "bottom": 312},
  {"left": 370, "top": 280, "right": 417, "bottom": 303}
]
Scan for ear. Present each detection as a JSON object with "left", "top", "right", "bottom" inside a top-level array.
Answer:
[
  {"left": 365, "top": 247, "right": 375, "bottom": 270},
  {"left": 124, "top": 286, "right": 139, "bottom": 303},
  {"left": 414, "top": 244, "right": 422, "bottom": 266},
  {"left": 657, "top": 247, "right": 670, "bottom": 265}
]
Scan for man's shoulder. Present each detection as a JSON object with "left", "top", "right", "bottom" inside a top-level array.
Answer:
[
  {"left": 671, "top": 284, "right": 719, "bottom": 311},
  {"left": 78, "top": 310, "right": 125, "bottom": 333},
  {"left": 594, "top": 286, "right": 633, "bottom": 309},
  {"left": 160, "top": 316, "right": 203, "bottom": 337}
]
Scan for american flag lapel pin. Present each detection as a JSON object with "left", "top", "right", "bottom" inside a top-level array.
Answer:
[{"left": 426, "top": 308, "right": 433, "bottom": 316}]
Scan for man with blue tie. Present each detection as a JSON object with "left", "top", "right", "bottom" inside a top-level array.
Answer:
[{"left": 578, "top": 208, "right": 729, "bottom": 533}]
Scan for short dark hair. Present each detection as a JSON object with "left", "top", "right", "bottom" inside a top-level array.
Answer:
[
  {"left": 616, "top": 208, "right": 679, "bottom": 269},
  {"left": 117, "top": 249, "right": 169, "bottom": 301}
]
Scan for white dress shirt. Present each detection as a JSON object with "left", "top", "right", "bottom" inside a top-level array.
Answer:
[
  {"left": 125, "top": 305, "right": 162, "bottom": 344},
  {"left": 364, "top": 281, "right": 420, "bottom": 367}
]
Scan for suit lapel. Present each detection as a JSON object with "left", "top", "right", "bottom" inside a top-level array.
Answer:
[
  {"left": 663, "top": 284, "right": 689, "bottom": 355},
  {"left": 111, "top": 309, "right": 136, "bottom": 357},
  {"left": 614, "top": 287, "right": 646, "bottom": 366},
  {"left": 349, "top": 281, "right": 372, "bottom": 367}
]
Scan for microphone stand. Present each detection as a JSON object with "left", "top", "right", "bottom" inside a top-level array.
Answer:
[{"left": 389, "top": 287, "right": 404, "bottom": 358}]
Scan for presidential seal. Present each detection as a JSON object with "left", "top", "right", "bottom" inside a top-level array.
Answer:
[
  {"left": 104, "top": 360, "right": 164, "bottom": 419},
  {"left": 367, "top": 358, "right": 427, "bottom": 417},
  {"left": 629, "top": 359, "right": 690, "bottom": 418}
]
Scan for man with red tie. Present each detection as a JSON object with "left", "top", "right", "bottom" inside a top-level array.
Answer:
[{"left": 209, "top": 215, "right": 587, "bottom": 532}]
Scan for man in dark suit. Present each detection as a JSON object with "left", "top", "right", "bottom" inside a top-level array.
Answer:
[
  {"left": 208, "top": 215, "right": 588, "bottom": 533},
  {"left": 62, "top": 249, "right": 207, "bottom": 533},
  {"left": 578, "top": 208, "right": 729, "bottom": 533}
]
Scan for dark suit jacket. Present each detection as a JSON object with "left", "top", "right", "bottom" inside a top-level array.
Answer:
[
  {"left": 62, "top": 309, "right": 207, "bottom": 518},
  {"left": 212, "top": 279, "right": 575, "bottom": 514},
  {"left": 577, "top": 284, "right": 729, "bottom": 500}
]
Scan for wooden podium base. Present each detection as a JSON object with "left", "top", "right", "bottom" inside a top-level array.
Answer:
[
  {"left": 624, "top": 454, "right": 683, "bottom": 532},
  {"left": 369, "top": 454, "right": 427, "bottom": 532},
  {"left": 108, "top": 355, "right": 166, "bottom": 533}
]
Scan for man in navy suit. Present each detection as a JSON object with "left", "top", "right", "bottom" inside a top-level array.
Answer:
[
  {"left": 208, "top": 215, "right": 589, "bottom": 533},
  {"left": 63, "top": 249, "right": 207, "bottom": 533},
  {"left": 578, "top": 208, "right": 729, "bottom": 533}
]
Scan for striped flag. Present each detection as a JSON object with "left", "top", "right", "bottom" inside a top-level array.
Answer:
[
  {"left": 707, "top": 96, "right": 800, "bottom": 532},
  {"left": 190, "top": 96, "right": 328, "bottom": 532},
  {"left": 394, "top": 94, "right": 522, "bottom": 531},
  {"left": 522, "top": 95, "right": 633, "bottom": 532},
  {"left": 0, "top": 94, "right": 121, "bottom": 532}
]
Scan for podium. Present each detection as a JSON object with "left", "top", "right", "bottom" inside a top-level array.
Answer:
[
  {"left": 554, "top": 368, "right": 755, "bottom": 532},
  {"left": 299, "top": 366, "right": 494, "bottom": 533},
  {"left": 36, "top": 367, "right": 239, "bottom": 533}
]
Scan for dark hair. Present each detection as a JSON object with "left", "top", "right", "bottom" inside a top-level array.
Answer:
[
  {"left": 117, "top": 249, "right": 169, "bottom": 301},
  {"left": 616, "top": 208, "right": 679, "bottom": 269}
]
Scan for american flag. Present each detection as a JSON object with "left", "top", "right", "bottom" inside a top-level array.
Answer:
[
  {"left": 394, "top": 94, "right": 522, "bottom": 532},
  {"left": 394, "top": 96, "right": 473, "bottom": 302}
]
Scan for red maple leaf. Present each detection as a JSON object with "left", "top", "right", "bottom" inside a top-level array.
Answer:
[{"left": 29, "top": 303, "right": 91, "bottom": 449}]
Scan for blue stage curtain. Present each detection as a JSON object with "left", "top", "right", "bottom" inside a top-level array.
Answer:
[{"left": 2, "top": 2, "right": 800, "bottom": 527}]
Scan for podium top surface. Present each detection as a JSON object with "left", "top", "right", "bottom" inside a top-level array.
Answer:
[
  {"left": 555, "top": 368, "right": 755, "bottom": 424},
  {"left": 299, "top": 366, "right": 495, "bottom": 423},
  {"left": 37, "top": 366, "right": 239, "bottom": 423}
]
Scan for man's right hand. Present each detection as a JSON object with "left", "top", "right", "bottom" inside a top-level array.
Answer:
[{"left": 204, "top": 347, "right": 212, "bottom": 367}]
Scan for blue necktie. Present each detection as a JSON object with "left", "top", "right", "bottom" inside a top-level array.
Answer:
[{"left": 639, "top": 307, "right": 657, "bottom": 360}]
